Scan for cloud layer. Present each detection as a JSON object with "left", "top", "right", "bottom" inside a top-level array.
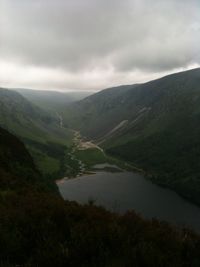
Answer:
[{"left": 0, "top": 0, "right": 199, "bottom": 90}]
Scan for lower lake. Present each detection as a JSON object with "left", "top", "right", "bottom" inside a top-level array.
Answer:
[{"left": 57, "top": 166, "right": 200, "bottom": 233}]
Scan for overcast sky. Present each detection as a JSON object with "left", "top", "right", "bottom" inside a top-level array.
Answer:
[{"left": 0, "top": 0, "right": 199, "bottom": 91}]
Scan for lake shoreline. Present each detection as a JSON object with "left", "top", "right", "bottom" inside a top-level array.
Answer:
[{"left": 57, "top": 168, "right": 200, "bottom": 233}]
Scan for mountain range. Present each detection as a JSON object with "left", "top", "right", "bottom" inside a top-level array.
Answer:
[
  {"left": 1, "top": 68, "right": 200, "bottom": 203},
  {"left": 15, "top": 88, "right": 92, "bottom": 113},
  {"left": 62, "top": 68, "right": 200, "bottom": 204}
]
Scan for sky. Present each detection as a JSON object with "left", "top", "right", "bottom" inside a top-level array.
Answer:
[{"left": 0, "top": 0, "right": 200, "bottom": 91}]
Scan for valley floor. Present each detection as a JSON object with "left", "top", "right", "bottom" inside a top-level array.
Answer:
[{"left": 61, "top": 130, "right": 144, "bottom": 180}]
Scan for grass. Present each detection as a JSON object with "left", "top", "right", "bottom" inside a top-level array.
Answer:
[
  {"left": 22, "top": 126, "right": 74, "bottom": 177},
  {"left": 74, "top": 145, "right": 143, "bottom": 173},
  {"left": 28, "top": 146, "right": 61, "bottom": 175},
  {"left": 37, "top": 155, "right": 60, "bottom": 175},
  {"left": 74, "top": 148, "right": 107, "bottom": 168}
]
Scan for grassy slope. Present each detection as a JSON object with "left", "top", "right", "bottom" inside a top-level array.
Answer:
[
  {"left": 0, "top": 87, "right": 73, "bottom": 177},
  {"left": 106, "top": 68, "right": 200, "bottom": 204},
  {"left": 74, "top": 148, "right": 107, "bottom": 168},
  {"left": 62, "top": 85, "right": 135, "bottom": 138}
]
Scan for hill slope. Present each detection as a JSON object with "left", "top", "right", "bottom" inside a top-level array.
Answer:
[
  {"left": 0, "top": 126, "right": 38, "bottom": 189},
  {"left": 63, "top": 68, "right": 200, "bottom": 204},
  {"left": 0, "top": 87, "right": 73, "bottom": 177}
]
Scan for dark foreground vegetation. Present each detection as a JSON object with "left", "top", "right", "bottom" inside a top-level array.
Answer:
[
  {"left": 2, "top": 191, "right": 200, "bottom": 267},
  {"left": 1, "top": 128, "right": 200, "bottom": 266}
]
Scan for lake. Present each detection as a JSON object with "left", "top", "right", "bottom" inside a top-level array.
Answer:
[{"left": 57, "top": 166, "right": 200, "bottom": 232}]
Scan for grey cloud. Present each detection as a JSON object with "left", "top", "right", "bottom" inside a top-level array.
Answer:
[{"left": 0, "top": 0, "right": 199, "bottom": 89}]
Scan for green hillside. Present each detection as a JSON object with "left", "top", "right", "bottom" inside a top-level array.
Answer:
[
  {"left": 62, "top": 84, "right": 135, "bottom": 138},
  {"left": 0, "top": 87, "right": 73, "bottom": 177},
  {"left": 63, "top": 68, "right": 200, "bottom": 204}
]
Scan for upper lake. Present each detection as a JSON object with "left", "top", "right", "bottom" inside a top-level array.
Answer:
[{"left": 57, "top": 166, "right": 200, "bottom": 233}]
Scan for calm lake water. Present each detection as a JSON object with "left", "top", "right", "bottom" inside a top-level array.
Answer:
[{"left": 57, "top": 167, "right": 200, "bottom": 232}]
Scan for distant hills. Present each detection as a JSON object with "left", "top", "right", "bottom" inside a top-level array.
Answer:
[
  {"left": 63, "top": 68, "right": 200, "bottom": 204},
  {"left": 15, "top": 88, "right": 92, "bottom": 113}
]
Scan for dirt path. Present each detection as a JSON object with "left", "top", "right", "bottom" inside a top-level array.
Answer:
[{"left": 73, "top": 131, "right": 104, "bottom": 152}]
